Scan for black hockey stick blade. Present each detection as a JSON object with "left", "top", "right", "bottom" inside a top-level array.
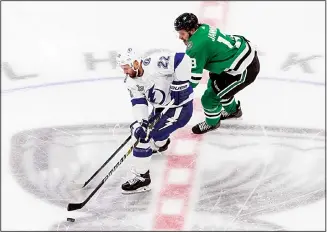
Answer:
[{"left": 67, "top": 202, "right": 85, "bottom": 211}]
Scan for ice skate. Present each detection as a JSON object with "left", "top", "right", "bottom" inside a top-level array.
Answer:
[
  {"left": 121, "top": 169, "right": 151, "bottom": 194},
  {"left": 192, "top": 120, "right": 221, "bottom": 134},
  {"left": 221, "top": 101, "right": 243, "bottom": 120},
  {"left": 152, "top": 138, "right": 171, "bottom": 154}
]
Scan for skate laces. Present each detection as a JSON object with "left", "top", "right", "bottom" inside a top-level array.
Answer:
[
  {"left": 127, "top": 168, "right": 145, "bottom": 185},
  {"left": 221, "top": 110, "right": 229, "bottom": 117},
  {"left": 199, "top": 121, "right": 211, "bottom": 131}
]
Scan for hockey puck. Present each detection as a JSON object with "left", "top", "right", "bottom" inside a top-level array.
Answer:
[{"left": 67, "top": 217, "right": 75, "bottom": 222}]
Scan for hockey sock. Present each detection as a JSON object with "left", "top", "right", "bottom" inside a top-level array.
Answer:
[
  {"left": 202, "top": 87, "right": 222, "bottom": 126},
  {"left": 131, "top": 140, "right": 152, "bottom": 174},
  {"left": 204, "top": 104, "right": 222, "bottom": 126},
  {"left": 221, "top": 97, "right": 237, "bottom": 114},
  {"left": 130, "top": 155, "right": 151, "bottom": 174},
  {"left": 154, "top": 138, "right": 169, "bottom": 148}
]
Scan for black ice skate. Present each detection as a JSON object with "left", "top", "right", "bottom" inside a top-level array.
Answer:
[
  {"left": 220, "top": 101, "right": 243, "bottom": 120},
  {"left": 192, "top": 121, "right": 221, "bottom": 134},
  {"left": 121, "top": 169, "right": 151, "bottom": 194},
  {"left": 152, "top": 138, "right": 171, "bottom": 154}
]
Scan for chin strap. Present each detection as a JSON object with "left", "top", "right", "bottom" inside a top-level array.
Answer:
[{"left": 134, "top": 68, "right": 139, "bottom": 77}]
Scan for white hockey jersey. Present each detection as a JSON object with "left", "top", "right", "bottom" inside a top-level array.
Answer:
[{"left": 125, "top": 51, "right": 194, "bottom": 121}]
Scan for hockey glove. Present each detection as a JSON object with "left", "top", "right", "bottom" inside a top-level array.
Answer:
[
  {"left": 130, "top": 119, "right": 149, "bottom": 141},
  {"left": 170, "top": 80, "right": 192, "bottom": 105}
]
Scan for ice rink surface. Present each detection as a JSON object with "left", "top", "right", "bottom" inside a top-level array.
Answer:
[
  {"left": 1, "top": 1, "right": 325, "bottom": 231},
  {"left": 2, "top": 79, "right": 325, "bottom": 230}
]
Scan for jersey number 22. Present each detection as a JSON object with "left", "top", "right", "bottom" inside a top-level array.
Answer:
[{"left": 157, "top": 56, "right": 170, "bottom": 69}]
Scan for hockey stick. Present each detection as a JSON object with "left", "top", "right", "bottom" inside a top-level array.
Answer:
[
  {"left": 70, "top": 134, "right": 132, "bottom": 190},
  {"left": 67, "top": 99, "right": 175, "bottom": 211}
]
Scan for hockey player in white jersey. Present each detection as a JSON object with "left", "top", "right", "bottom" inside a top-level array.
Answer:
[{"left": 116, "top": 48, "right": 194, "bottom": 194}]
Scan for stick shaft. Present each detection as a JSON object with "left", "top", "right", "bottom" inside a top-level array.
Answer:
[
  {"left": 82, "top": 135, "right": 131, "bottom": 188},
  {"left": 67, "top": 99, "right": 175, "bottom": 211}
]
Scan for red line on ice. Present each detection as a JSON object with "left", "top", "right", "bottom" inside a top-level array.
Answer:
[
  {"left": 152, "top": 127, "right": 202, "bottom": 230},
  {"left": 152, "top": 2, "right": 229, "bottom": 230}
]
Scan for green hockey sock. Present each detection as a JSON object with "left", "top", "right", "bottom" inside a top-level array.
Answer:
[
  {"left": 221, "top": 97, "right": 237, "bottom": 114},
  {"left": 201, "top": 84, "right": 223, "bottom": 126},
  {"left": 204, "top": 104, "right": 222, "bottom": 126}
]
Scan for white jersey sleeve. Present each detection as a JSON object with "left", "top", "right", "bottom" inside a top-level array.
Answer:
[
  {"left": 125, "top": 78, "right": 149, "bottom": 122},
  {"left": 173, "top": 53, "right": 193, "bottom": 82}
]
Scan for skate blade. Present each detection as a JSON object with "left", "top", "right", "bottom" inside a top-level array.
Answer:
[
  {"left": 221, "top": 116, "right": 243, "bottom": 121},
  {"left": 121, "top": 186, "right": 151, "bottom": 195},
  {"left": 152, "top": 150, "right": 167, "bottom": 156}
]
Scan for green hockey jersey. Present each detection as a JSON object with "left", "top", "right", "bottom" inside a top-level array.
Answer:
[{"left": 186, "top": 24, "right": 256, "bottom": 87}]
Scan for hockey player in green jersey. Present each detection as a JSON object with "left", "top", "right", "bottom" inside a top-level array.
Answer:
[{"left": 174, "top": 13, "right": 260, "bottom": 134}]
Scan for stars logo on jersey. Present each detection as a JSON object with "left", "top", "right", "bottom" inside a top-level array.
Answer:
[{"left": 186, "top": 41, "right": 193, "bottom": 50}]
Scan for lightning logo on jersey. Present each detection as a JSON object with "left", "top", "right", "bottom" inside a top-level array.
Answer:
[
  {"left": 147, "top": 84, "right": 166, "bottom": 105},
  {"left": 159, "top": 107, "right": 183, "bottom": 130}
]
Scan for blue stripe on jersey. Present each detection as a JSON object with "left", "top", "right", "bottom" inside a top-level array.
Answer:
[
  {"left": 131, "top": 98, "right": 148, "bottom": 106},
  {"left": 174, "top": 52, "right": 185, "bottom": 71},
  {"left": 133, "top": 146, "right": 152, "bottom": 157}
]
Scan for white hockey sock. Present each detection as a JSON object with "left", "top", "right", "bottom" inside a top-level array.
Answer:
[
  {"left": 130, "top": 155, "right": 152, "bottom": 175},
  {"left": 153, "top": 138, "right": 169, "bottom": 149}
]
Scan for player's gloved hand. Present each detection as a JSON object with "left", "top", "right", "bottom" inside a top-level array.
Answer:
[
  {"left": 131, "top": 120, "right": 152, "bottom": 157},
  {"left": 170, "top": 80, "right": 193, "bottom": 105},
  {"left": 130, "top": 119, "right": 149, "bottom": 140}
]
